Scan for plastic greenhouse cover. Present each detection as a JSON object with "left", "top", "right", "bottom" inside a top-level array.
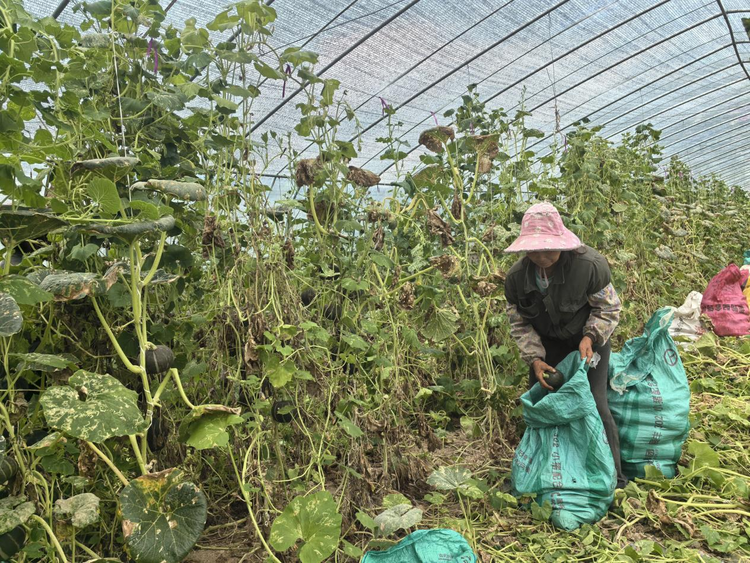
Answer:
[{"left": 22, "top": 0, "right": 750, "bottom": 188}]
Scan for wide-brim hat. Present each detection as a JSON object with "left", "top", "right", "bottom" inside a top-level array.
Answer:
[{"left": 504, "top": 202, "right": 583, "bottom": 253}]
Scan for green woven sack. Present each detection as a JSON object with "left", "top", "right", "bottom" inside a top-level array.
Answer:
[
  {"left": 361, "top": 529, "right": 476, "bottom": 563},
  {"left": 608, "top": 308, "right": 691, "bottom": 479},
  {"left": 512, "top": 352, "right": 616, "bottom": 530}
]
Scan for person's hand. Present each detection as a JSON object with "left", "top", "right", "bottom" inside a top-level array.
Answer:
[
  {"left": 579, "top": 335, "right": 594, "bottom": 363},
  {"left": 531, "top": 359, "right": 556, "bottom": 391}
]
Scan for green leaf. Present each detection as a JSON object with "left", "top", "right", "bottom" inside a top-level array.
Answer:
[
  {"left": 53, "top": 493, "right": 100, "bottom": 528},
  {"left": 266, "top": 356, "right": 295, "bottom": 389},
  {"left": 40, "top": 370, "right": 147, "bottom": 442},
  {"left": 86, "top": 178, "right": 121, "bottom": 215},
  {"left": 373, "top": 504, "right": 423, "bottom": 536},
  {"left": 69, "top": 243, "right": 100, "bottom": 262},
  {"left": 129, "top": 200, "right": 161, "bottom": 221},
  {"left": 420, "top": 307, "right": 458, "bottom": 342},
  {"left": 0, "top": 293, "right": 22, "bottom": 337},
  {"left": 146, "top": 90, "right": 185, "bottom": 111},
  {"left": 612, "top": 202, "right": 628, "bottom": 213},
  {"left": 269, "top": 491, "right": 342, "bottom": 563},
  {"left": 335, "top": 413, "right": 363, "bottom": 438},
  {"left": 427, "top": 466, "right": 472, "bottom": 491},
  {"left": 254, "top": 61, "right": 285, "bottom": 80},
  {"left": 39, "top": 271, "right": 100, "bottom": 301},
  {"left": 531, "top": 500, "right": 553, "bottom": 522},
  {"left": 0, "top": 496, "right": 35, "bottom": 535},
  {"left": 177, "top": 405, "right": 243, "bottom": 450},
  {"left": 688, "top": 441, "right": 719, "bottom": 470},
  {"left": 321, "top": 79, "right": 340, "bottom": 106},
  {"left": 369, "top": 251, "right": 393, "bottom": 269},
  {"left": 341, "top": 540, "right": 363, "bottom": 559},
  {"left": 183, "top": 411, "right": 243, "bottom": 450},
  {"left": 355, "top": 510, "right": 377, "bottom": 530},
  {"left": 120, "top": 468, "right": 207, "bottom": 563},
  {"left": 0, "top": 275, "right": 52, "bottom": 305},
  {"left": 107, "top": 282, "right": 131, "bottom": 308},
  {"left": 382, "top": 493, "right": 411, "bottom": 508}
]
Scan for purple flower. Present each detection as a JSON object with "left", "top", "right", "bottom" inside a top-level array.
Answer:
[
  {"left": 431, "top": 111, "right": 438, "bottom": 126},
  {"left": 379, "top": 97, "right": 390, "bottom": 116},
  {"left": 147, "top": 38, "right": 153, "bottom": 57},
  {"left": 282, "top": 64, "right": 292, "bottom": 98}
]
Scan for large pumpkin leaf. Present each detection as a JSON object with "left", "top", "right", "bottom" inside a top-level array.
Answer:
[
  {"left": 0, "top": 293, "right": 22, "bottom": 337},
  {"left": 0, "top": 275, "right": 53, "bottom": 305},
  {"left": 0, "top": 496, "right": 35, "bottom": 534},
  {"left": 373, "top": 504, "right": 423, "bottom": 536},
  {"left": 269, "top": 491, "right": 342, "bottom": 563},
  {"left": 177, "top": 404, "right": 242, "bottom": 450},
  {"left": 427, "top": 466, "right": 485, "bottom": 499},
  {"left": 420, "top": 307, "right": 458, "bottom": 342},
  {"left": 0, "top": 206, "right": 67, "bottom": 243},
  {"left": 119, "top": 468, "right": 207, "bottom": 563},
  {"left": 39, "top": 271, "right": 100, "bottom": 301},
  {"left": 40, "top": 370, "right": 147, "bottom": 443},
  {"left": 86, "top": 177, "right": 122, "bottom": 215},
  {"left": 132, "top": 179, "right": 206, "bottom": 201},
  {"left": 54, "top": 493, "right": 100, "bottom": 528}
]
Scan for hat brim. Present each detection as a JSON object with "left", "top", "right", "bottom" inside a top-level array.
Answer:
[{"left": 504, "top": 232, "right": 583, "bottom": 253}]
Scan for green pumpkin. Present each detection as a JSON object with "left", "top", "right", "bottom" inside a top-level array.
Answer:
[
  {"left": 544, "top": 371, "right": 565, "bottom": 391},
  {"left": 0, "top": 458, "right": 18, "bottom": 486},
  {"left": 144, "top": 345, "right": 174, "bottom": 375},
  {"left": 0, "top": 526, "right": 26, "bottom": 560}
]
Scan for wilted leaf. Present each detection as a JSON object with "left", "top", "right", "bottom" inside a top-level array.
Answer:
[
  {"left": 77, "top": 215, "right": 176, "bottom": 239},
  {"left": 11, "top": 353, "right": 75, "bottom": 372},
  {"left": 373, "top": 504, "right": 423, "bottom": 536},
  {"left": 54, "top": 493, "right": 100, "bottom": 528},
  {"left": 336, "top": 413, "right": 363, "bottom": 438},
  {"left": 133, "top": 179, "right": 206, "bottom": 201},
  {"left": 119, "top": 469, "right": 207, "bottom": 563},
  {"left": 0, "top": 206, "right": 67, "bottom": 243},
  {"left": 40, "top": 370, "right": 147, "bottom": 442},
  {"left": 39, "top": 272, "right": 100, "bottom": 301},
  {"left": 427, "top": 466, "right": 472, "bottom": 490},
  {"left": 0, "top": 293, "right": 23, "bottom": 337},
  {"left": 269, "top": 491, "right": 342, "bottom": 563},
  {"left": 71, "top": 157, "right": 139, "bottom": 176}
]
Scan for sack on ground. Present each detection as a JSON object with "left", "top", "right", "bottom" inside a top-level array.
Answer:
[
  {"left": 668, "top": 291, "right": 704, "bottom": 344},
  {"left": 361, "top": 529, "right": 476, "bottom": 563},
  {"left": 511, "top": 351, "right": 615, "bottom": 530},
  {"left": 701, "top": 264, "right": 750, "bottom": 336},
  {"left": 608, "top": 308, "right": 691, "bottom": 479}
]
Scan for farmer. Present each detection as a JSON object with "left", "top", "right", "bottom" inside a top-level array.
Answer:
[{"left": 503, "top": 202, "right": 627, "bottom": 488}]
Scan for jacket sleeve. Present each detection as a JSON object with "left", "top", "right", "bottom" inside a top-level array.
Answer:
[
  {"left": 583, "top": 283, "right": 622, "bottom": 345},
  {"left": 506, "top": 303, "right": 546, "bottom": 365}
]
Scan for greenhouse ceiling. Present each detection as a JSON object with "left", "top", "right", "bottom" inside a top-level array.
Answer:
[{"left": 24, "top": 0, "right": 750, "bottom": 188}]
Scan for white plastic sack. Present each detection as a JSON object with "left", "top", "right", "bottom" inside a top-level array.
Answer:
[{"left": 668, "top": 291, "right": 704, "bottom": 343}]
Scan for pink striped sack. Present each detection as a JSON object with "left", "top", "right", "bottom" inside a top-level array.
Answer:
[{"left": 701, "top": 264, "right": 750, "bottom": 337}]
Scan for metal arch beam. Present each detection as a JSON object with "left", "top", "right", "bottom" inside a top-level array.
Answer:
[
  {"left": 52, "top": 0, "right": 71, "bottom": 19},
  {"left": 600, "top": 75, "right": 747, "bottom": 141},
  {"left": 663, "top": 118, "right": 750, "bottom": 159},
  {"left": 694, "top": 145, "right": 750, "bottom": 170},
  {"left": 376, "top": 12, "right": 730, "bottom": 177},
  {"left": 705, "top": 164, "right": 750, "bottom": 184},
  {"left": 660, "top": 107, "right": 750, "bottom": 156},
  {"left": 480, "top": 0, "right": 672, "bottom": 106},
  {"left": 653, "top": 101, "right": 750, "bottom": 149},
  {"left": 534, "top": 75, "right": 748, "bottom": 161},
  {"left": 690, "top": 147, "right": 750, "bottom": 173},
  {"left": 250, "top": 0, "right": 422, "bottom": 133},
  {"left": 659, "top": 102, "right": 750, "bottom": 155},
  {"left": 658, "top": 89, "right": 750, "bottom": 133},
  {"left": 526, "top": 14, "right": 725, "bottom": 114},
  {"left": 348, "top": 0, "right": 573, "bottom": 145},
  {"left": 682, "top": 131, "right": 750, "bottom": 168},
  {"left": 658, "top": 95, "right": 750, "bottom": 142},
  {"left": 524, "top": 42, "right": 734, "bottom": 153},
  {"left": 592, "top": 62, "right": 738, "bottom": 133},
  {"left": 716, "top": 0, "right": 750, "bottom": 82}
]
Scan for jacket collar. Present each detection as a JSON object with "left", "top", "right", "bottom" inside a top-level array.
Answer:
[{"left": 522, "top": 252, "right": 570, "bottom": 294}]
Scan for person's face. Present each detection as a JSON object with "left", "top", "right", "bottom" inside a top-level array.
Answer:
[{"left": 527, "top": 251, "right": 561, "bottom": 270}]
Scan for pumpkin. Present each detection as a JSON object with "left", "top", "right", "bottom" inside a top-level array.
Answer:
[
  {"left": 0, "top": 526, "right": 26, "bottom": 560},
  {"left": 544, "top": 371, "right": 565, "bottom": 391},
  {"left": 272, "top": 400, "right": 295, "bottom": 424},
  {"left": 301, "top": 288, "right": 316, "bottom": 306},
  {"left": 0, "top": 457, "right": 18, "bottom": 486},
  {"left": 145, "top": 345, "right": 174, "bottom": 375}
]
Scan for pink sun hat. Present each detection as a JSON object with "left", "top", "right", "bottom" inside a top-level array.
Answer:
[{"left": 504, "top": 202, "right": 583, "bottom": 253}]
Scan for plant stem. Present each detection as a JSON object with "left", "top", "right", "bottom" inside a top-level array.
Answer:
[
  {"left": 90, "top": 296, "right": 141, "bottom": 374},
  {"left": 128, "top": 434, "right": 147, "bottom": 475},
  {"left": 169, "top": 368, "right": 195, "bottom": 409},
  {"left": 31, "top": 515, "right": 69, "bottom": 563},
  {"left": 85, "top": 441, "right": 129, "bottom": 486}
]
